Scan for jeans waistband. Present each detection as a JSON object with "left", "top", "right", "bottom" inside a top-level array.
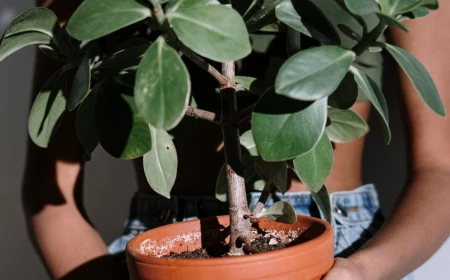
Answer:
[{"left": 129, "top": 184, "right": 379, "bottom": 225}]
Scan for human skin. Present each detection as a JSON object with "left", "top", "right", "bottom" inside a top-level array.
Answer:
[
  {"left": 323, "top": 3, "right": 450, "bottom": 279},
  {"left": 21, "top": 1, "right": 450, "bottom": 279}
]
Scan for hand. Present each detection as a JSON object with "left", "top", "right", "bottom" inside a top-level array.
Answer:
[{"left": 321, "top": 258, "right": 366, "bottom": 280}]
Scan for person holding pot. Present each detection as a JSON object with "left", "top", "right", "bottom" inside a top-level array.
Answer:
[{"left": 21, "top": 0, "right": 450, "bottom": 279}]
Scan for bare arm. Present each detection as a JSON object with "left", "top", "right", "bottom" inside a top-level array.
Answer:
[
  {"left": 22, "top": 1, "right": 122, "bottom": 279},
  {"left": 325, "top": 3, "right": 450, "bottom": 280}
]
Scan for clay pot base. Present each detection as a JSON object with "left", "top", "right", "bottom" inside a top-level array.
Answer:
[{"left": 127, "top": 215, "right": 334, "bottom": 280}]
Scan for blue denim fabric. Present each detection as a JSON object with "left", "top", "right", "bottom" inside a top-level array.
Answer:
[{"left": 108, "top": 184, "right": 412, "bottom": 279}]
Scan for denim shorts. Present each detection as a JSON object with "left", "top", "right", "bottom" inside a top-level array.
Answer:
[{"left": 108, "top": 184, "right": 411, "bottom": 279}]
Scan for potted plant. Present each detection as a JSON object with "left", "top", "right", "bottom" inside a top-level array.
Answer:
[{"left": 0, "top": 0, "right": 444, "bottom": 279}]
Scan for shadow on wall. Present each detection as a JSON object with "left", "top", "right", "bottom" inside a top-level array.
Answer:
[{"left": 362, "top": 54, "right": 408, "bottom": 217}]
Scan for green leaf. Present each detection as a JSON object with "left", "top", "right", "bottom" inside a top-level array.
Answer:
[
  {"left": 3, "top": 8, "right": 59, "bottom": 38},
  {"left": 289, "top": 0, "right": 341, "bottom": 45},
  {"left": 311, "top": 185, "right": 332, "bottom": 223},
  {"left": 167, "top": 5, "right": 251, "bottom": 62},
  {"left": 351, "top": 66, "right": 391, "bottom": 144},
  {"left": 68, "top": 51, "right": 91, "bottom": 111},
  {"left": 294, "top": 134, "right": 333, "bottom": 192},
  {"left": 328, "top": 73, "right": 358, "bottom": 110},
  {"left": 135, "top": 37, "right": 190, "bottom": 129},
  {"left": 38, "top": 45, "right": 59, "bottom": 60},
  {"left": 245, "top": 0, "right": 283, "bottom": 32},
  {"left": 252, "top": 92, "right": 327, "bottom": 161},
  {"left": 240, "top": 130, "right": 258, "bottom": 156},
  {"left": 28, "top": 66, "right": 69, "bottom": 148},
  {"left": 254, "top": 158, "right": 287, "bottom": 193},
  {"left": 95, "top": 82, "right": 151, "bottom": 159},
  {"left": 326, "top": 108, "right": 369, "bottom": 142},
  {"left": 215, "top": 164, "right": 228, "bottom": 202},
  {"left": 386, "top": 0, "right": 438, "bottom": 16},
  {"left": 166, "top": 0, "right": 219, "bottom": 13},
  {"left": 256, "top": 201, "right": 297, "bottom": 224},
  {"left": 235, "top": 76, "right": 268, "bottom": 96},
  {"left": 399, "top": 6, "right": 430, "bottom": 21},
  {"left": 67, "top": 0, "right": 151, "bottom": 41},
  {"left": 143, "top": 126, "right": 178, "bottom": 199},
  {"left": 275, "top": 0, "right": 309, "bottom": 36},
  {"left": 97, "top": 44, "right": 149, "bottom": 74},
  {"left": 0, "top": 32, "right": 51, "bottom": 62},
  {"left": 76, "top": 88, "right": 99, "bottom": 159},
  {"left": 275, "top": 46, "right": 355, "bottom": 101},
  {"left": 377, "top": 13, "right": 409, "bottom": 32},
  {"left": 383, "top": 43, "right": 445, "bottom": 117},
  {"left": 344, "top": 0, "right": 380, "bottom": 15}
]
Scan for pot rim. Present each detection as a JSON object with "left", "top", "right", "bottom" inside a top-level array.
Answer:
[{"left": 126, "top": 215, "right": 333, "bottom": 265}]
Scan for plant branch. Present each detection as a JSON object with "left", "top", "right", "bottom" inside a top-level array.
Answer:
[
  {"left": 185, "top": 106, "right": 219, "bottom": 124},
  {"left": 179, "top": 44, "right": 230, "bottom": 86},
  {"left": 252, "top": 180, "right": 272, "bottom": 216},
  {"left": 221, "top": 62, "right": 251, "bottom": 256},
  {"left": 148, "top": 0, "right": 166, "bottom": 26}
]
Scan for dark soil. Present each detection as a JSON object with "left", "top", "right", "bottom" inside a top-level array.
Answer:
[{"left": 163, "top": 230, "right": 302, "bottom": 259}]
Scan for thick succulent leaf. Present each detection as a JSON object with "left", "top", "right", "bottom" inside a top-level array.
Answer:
[
  {"left": 135, "top": 37, "right": 190, "bottom": 129},
  {"left": 38, "top": 45, "right": 59, "bottom": 60},
  {"left": 311, "top": 185, "right": 332, "bottom": 223},
  {"left": 167, "top": 5, "right": 251, "bottom": 62},
  {"left": 351, "top": 66, "right": 391, "bottom": 144},
  {"left": 328, "top": 73, "right": 358, "bottom": 110},
  {"left": 254, "top": 158, "right": 287, "bottom": 193},
  {"left": 166, "top": 0, "right": 219, "bottom": 12},
  {"left": 275, "top": 1, "right": 310, "bottom": 36},
  {"left": 3, "top": 8, "right": 59, "bottom": 38},
  {"left": 76, "top": 88, "right": 99, "bottom": 159},
  {"left": 252, "top": 91, "right": 327, "bottom": 161},
  {"left": 275, "top": 46, "right": 355, "bottom": 101},
  {"left": 95, "top": 82, "right": 151, "bottom": 159},
  {"left": 377, "top": 13, "right": 409, "bottom": 32},
  {"left": 97, "top": 44, "right": 149, "bottom": 75},
  {"left": 143, "top": 126, "right": 178, "bottom": 199},
  {"left": 28, "top": 66, "right": 69, "bottom": 148},
  {"left": 289, "top": 0, "right": 341, "bottom": 45},
  {"left": 399, "top": 6, "right": 430, "bottom": 21},
  {"left": 256, "top": 201, "right": 297, "bottom": 224},
  {"left": 240, "top": 130, "right": 259, "bottom": 156},
  {"left": 235, "top": 76, "right": 268, "bottom": 96},
  {"left": 383, "top": 0, "right": 438, "bottom": 16},
  {"left": 0, "top": 32, "right": 51, "bottom": 62},
  {"left": 326, "top": 108, "right": 369, "bottom": 142},
  {"left": 383, "top": 43, "right": 445, "bottom": 117},
  {"left": 344, "top": 0, "right": 380, "bottom": 15},
  {"left": 67, "top": 0, "right": 151, "bottom": 41},
  {"left": 245, "top": 0, "right": 283, "bottom": 32},
  {"left": 294, "top": 134, "right": 333, "bottom": 192},
  {"left": 68, "top": 50, "right": 91, "bottom": 111}
]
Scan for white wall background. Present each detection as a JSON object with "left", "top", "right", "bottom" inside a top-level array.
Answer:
[{"left": 0, "top": 1, "right": 448, "bottom": 279}]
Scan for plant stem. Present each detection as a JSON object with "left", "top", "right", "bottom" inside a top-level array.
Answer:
[
  {"left": 179, "top": 44, "right": 230, "bottom": 86},
  {"left": 220, "top": 62, "right": 251, "bottom": 256},
  {"left": 148, "top": 0, "right": 166, "bottom": 26},
  {"left": 352, "top": 21, "right": 386, "bottom": 56},
  {"left": 185, "top": 106, "right": 219, "bottom": 124}
]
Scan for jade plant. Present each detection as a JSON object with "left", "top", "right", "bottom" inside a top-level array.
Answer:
[{"left": 0, "top": 0, "right": 443, "bottom": 256}]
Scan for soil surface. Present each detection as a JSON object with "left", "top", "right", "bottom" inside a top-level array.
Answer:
[{"left": 163, "top": 230, "right": 303, "bottom": 259}]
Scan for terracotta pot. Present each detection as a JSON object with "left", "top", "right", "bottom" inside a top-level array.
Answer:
[{"left": 126, "top": 215, "right": 334, "bottom": 280}]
